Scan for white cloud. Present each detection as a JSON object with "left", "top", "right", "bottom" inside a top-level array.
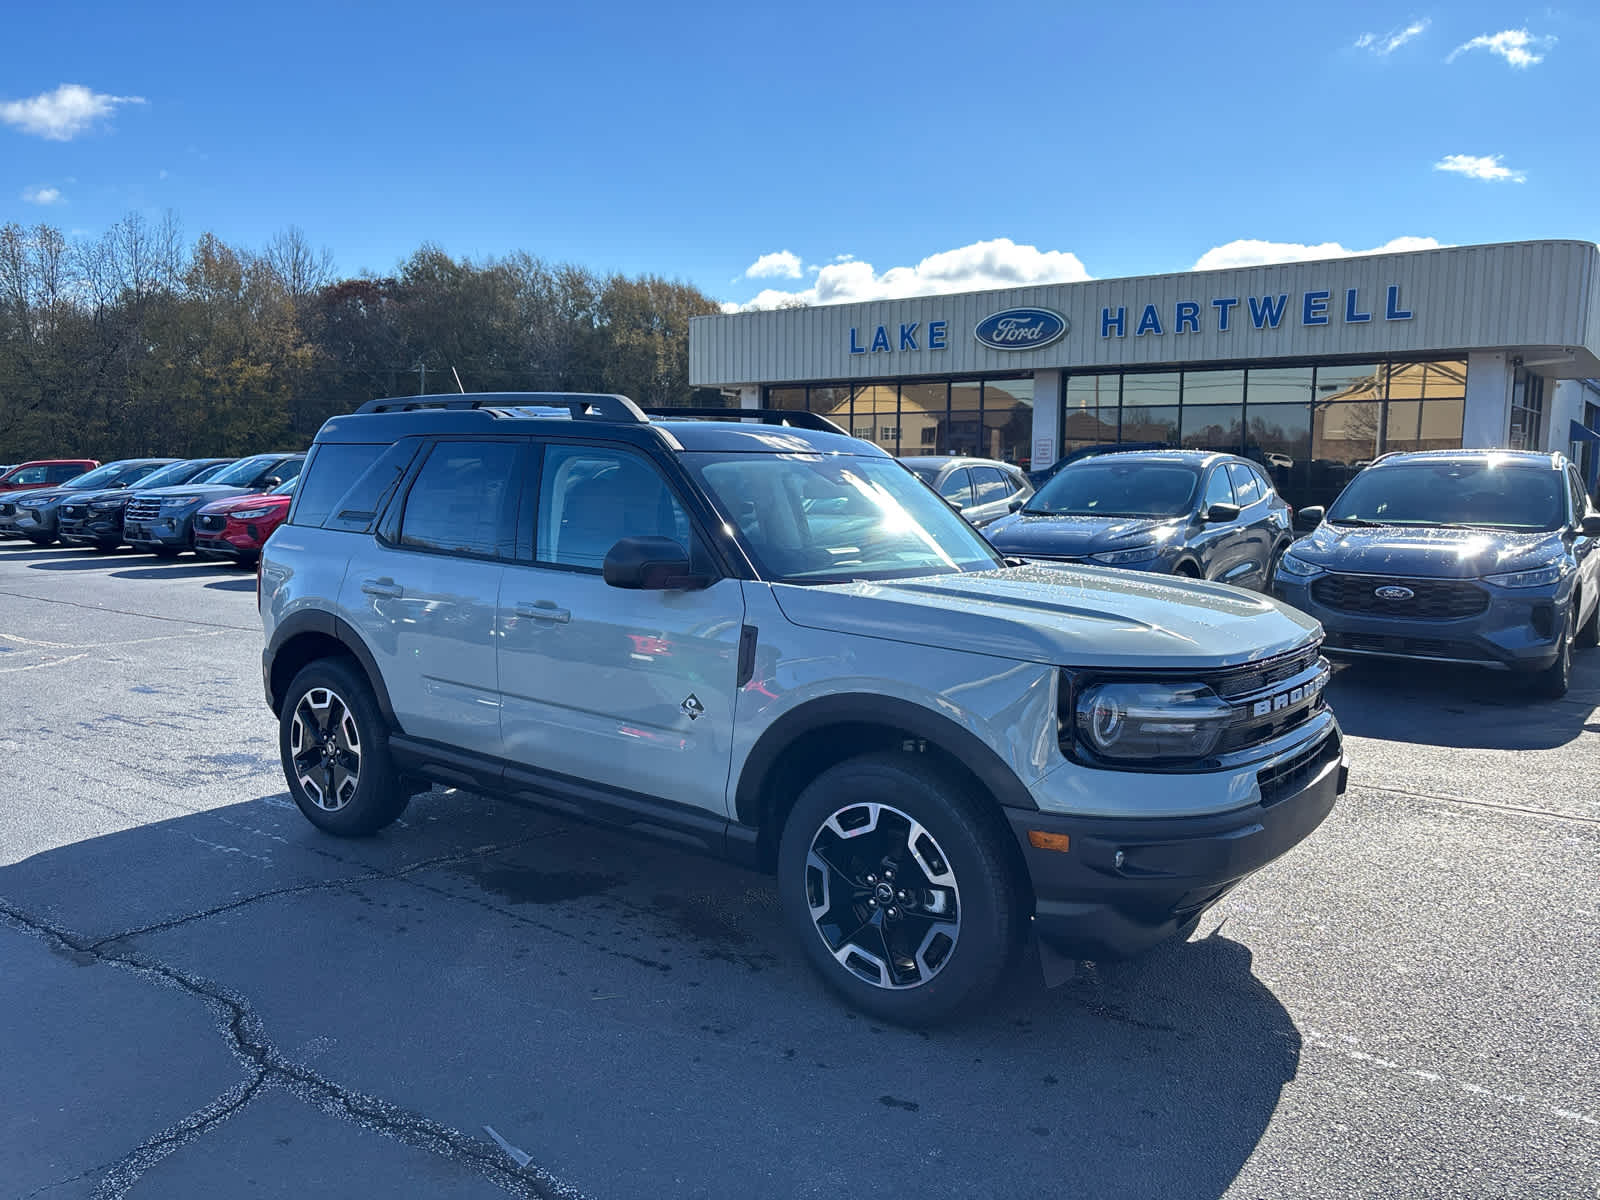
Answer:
[
  {"left": 730, "top": 237, "right": 1092, "bottom": 311},
  {"left": 1447, "top": 29, "right": 1554, "bottom": 68},
  {"left": 1355, "top": 19, "right": 1429, "bottom": 55},
  {"left": 1434, "top": 153, "right": 1526, "bottom": 182},
  {"left": 0, "top": 83, "right": 145, "bottom": 140},
  {"left": 1192, "top": 235, "right": 1444, "bottom": 272},
  {"left": 21, "top": 185, "right": 63, "bottom": 206},
  {"left": 744, "top": 250, "right": 803, "bottom": 279}
]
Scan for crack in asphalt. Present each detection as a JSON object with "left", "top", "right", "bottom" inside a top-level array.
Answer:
[
  {"left": 1355, "top": 781, "right": 1600, "bottom": 826},
  {"left": 0, "top": 588, "right": 259, "bottom": 632},
  {"left": 0, "top": 862, "right": 588, "bottom": 1200}
]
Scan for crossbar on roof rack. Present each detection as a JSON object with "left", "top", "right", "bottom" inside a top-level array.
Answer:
[
  {"left": 356, "top": 392, "right": 647, "bottom": 423},
  {"left": 642, "top": 407, "right": 848, "bottom": 436}
]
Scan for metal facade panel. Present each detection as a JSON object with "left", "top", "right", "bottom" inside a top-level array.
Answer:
[{"left": 689, "top": 240, "right": 1600, "bottom": 386}]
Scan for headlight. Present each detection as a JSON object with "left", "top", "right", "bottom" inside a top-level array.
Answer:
[
  {"left": 1484, "top": 564, "right": 1563, "bottom": 588},
  {"left": 1278, "top": 550, "right": 1322, "bottom": 577},
  {"left": 90, "top": 498, "right": 126, "bottom": 510},
  {"left": 161, "top": 495, "right": 202, "bottom": 510},
  {"left": 1089, "top": 544, "right": 1161, "bottom": 566},
  {"left": 1073, "top": 680, "right": 1233, "bottom": 762},
  {"left": 228, "top": 506, "right": 273, "bottom": 520}
]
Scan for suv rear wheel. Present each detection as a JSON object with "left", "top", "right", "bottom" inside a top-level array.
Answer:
[
  {"left": 279, "top": 658, "right": 409, "bottom": 836},
  {"left": 777, "top": 752, "right": 1022, "bottom": 1025}
]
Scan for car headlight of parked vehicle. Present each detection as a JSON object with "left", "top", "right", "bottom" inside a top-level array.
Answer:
[
  {"left": 1071, "top": 679, "right": 1234, "bottom": 763},
  {"left": 1089, "top": 544, "right": 1161, "bottom": 566},
  {"left": 1483, "top": 564, "right": 1564, "bottom": 588},
  {"left": 1278, "top": 550, "right": 1323, "bottom": 577},
  {"left": 227, "top": 506, "right": 274, "bottom": 520},
  {"left": 160, "top": 496, "right": 202, "bottom": 512},
  {"left": 90, "top": 498, "right": 126, "bottom": 510}
]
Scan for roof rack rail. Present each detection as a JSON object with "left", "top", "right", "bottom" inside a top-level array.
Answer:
[
  {"left": 641, "top": 407, "right": 848, "bottom": 436},
  {"left": 356, "top": 392, "right": 647, "bottom": 423}
]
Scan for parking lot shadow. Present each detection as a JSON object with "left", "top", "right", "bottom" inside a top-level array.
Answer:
[
  {"left": 1327, "top": 655, "right": 1599, "bottom": 750},
  {"left": 1, "top": 790, "right": 1298, "bottom": 1200}
]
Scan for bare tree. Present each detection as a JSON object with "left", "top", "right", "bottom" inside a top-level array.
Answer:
[{"left": 265, "top": 226, "right": 335, "bottom": 301}]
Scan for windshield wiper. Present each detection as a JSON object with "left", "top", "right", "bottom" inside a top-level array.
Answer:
[{"left": 1328, "top": 516, "right": 1386, "bottom": 527}]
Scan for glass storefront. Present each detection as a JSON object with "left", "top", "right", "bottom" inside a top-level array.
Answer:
[
  {"left": 1058, "top": 358, "right": 1467, "bottom": 508},
  {"left": 761, "top": 376, "right": 1035, "bottom": 466}
]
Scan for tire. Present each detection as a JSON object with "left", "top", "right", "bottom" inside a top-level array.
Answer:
[
  {"left": 151, "top": 546, "right": 180, "bottom": 559},
  {"left": 279, "top": 657, "right": 409, "bottom": 836},
  {"left": 1173, "top": 562, "right": 1201, "bottom": 580},
  {"left": 777, "top": 752, "right": 1023, "bottom": 1026},
  {"left": 1577, "top": 591, "right": 1599, "bottom": 649},
  {"left": 95, "top": 540, "right": 121, "bottom": 552},
  {"left": 26, "top": 535, "right": 55, "bottom": 546},
  {"left": 1531, "top": 608, "right": 1575, "bottom": 700}
]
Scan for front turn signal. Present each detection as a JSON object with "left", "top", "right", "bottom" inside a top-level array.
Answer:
[{"left": 1026, "top": 830, "right": 1071, "bottom": 853}]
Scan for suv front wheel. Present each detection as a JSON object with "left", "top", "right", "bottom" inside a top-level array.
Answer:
[
  {"left": 279, "top": 658, "right": 409, "bottom": 836},
  {"left": 777, "top": 753, "right": 1022, "bottom": 1026}
]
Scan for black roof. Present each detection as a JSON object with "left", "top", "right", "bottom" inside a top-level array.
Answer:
[{"left": 318, "top": 393, "right": 880, "bottom": 456}]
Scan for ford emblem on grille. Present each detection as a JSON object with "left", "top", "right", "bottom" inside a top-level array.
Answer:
[
  {"left": 1374, "top": 585, "right": 1415, "bottom": 601},
  {"left": 973, "top": 307, "right": 1069, "bottom": 351}
]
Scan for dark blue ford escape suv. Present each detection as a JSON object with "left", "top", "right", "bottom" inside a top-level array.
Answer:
[{"left": 1273, "top": 450, "right": 1600, "bottom": 698}]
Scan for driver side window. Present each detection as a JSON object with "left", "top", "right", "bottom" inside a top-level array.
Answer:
[{"left": 537, "top": 445, "right": 692, "bottom": 571}]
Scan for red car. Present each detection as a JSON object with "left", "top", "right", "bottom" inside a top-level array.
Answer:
[
  {"left": 0, "top": 459, "right": 99, "bottom": 493},
  {"left": 193, "top": 476, "right": 297, "bottom": 564}
]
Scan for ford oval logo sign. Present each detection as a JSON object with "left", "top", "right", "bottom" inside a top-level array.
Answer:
[
  {"left": 1374, "top": 585, "right": 1415, "bottom": 601},
  {"left": 974, "top": 307, "right": 1069, "bottom": 351}
]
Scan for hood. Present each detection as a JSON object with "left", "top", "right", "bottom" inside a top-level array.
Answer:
[
  {"left": 3, "top": 485, "right": 83, "bottom": 507},
  {"left": 132, "top": 484, "right": 253, "bottom": 503},
  {"left": 61, "top": 488, "right": 135, "bottom": 507},
  {"left": 1291, "top": 523, "right": 1564, "bottom": 578},
  {"left": 770, "top": 564, "right": 1320, "bottom": 670},
  {"left": 984, "top": 512, "right": 1183, "bottom": 557},
  {"left": 199, "top": 490, "right": 291, "bottom": 514}
]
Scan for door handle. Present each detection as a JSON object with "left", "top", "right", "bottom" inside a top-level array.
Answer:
[
  {"left": 361, "top": 578, "right": 403, "bottom": 598},
  {"left": 516, "top": 601, "right": 571, "bottom": 623}
]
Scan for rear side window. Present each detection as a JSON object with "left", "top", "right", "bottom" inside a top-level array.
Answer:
[
  {"left": 937, "top": 468, "right": 973, "bottom": 505},
  {"left": 48, "top": 465, "right": 84, "bottom": 483},
  {"left": 1227, "top": 462, "right": 1264, "bottom": 506},
  {"left": 971, "top": 466, "right": 1012, "bottom": 504},
  {"left": 398, "top": 441, "right": 520, "bottom": 559},
  {"left": 1568, "top": 466, "right": 1588, "bottom": 520},
  {"left": 291, "top": 443, "right": 390, "bottom": 528}
]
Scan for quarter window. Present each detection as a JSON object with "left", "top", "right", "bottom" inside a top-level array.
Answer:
[
  {"left": 397, "top": 441, "right": 520, "bottom": 559},
  {"left": 536, "top": 445, "right": 691, "bottom": 570}
]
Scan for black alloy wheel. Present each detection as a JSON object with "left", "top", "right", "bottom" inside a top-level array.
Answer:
[
  {"left": 280, "top": 658, "right": 409, "bottom": 836},
  {"left": 778, "top": 752, "right": 1021, "bottom": 1025}
]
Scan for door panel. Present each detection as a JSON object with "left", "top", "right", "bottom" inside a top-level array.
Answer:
[
  {"left": 1192, "top": 466, "right": 1246, "bottom": 582},
  {"left": 499, "top": 443, "right": 745, "bottom": 815},
  {"left": 1226, "top": 461, "right": 1275, "bottom": 589}
]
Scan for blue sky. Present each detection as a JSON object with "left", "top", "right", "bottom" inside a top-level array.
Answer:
[{"left": 3, "top": 1, "right": 1595, "bottom": 309}]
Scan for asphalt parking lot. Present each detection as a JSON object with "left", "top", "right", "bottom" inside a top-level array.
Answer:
[{"left": 1, "top": 543, "right": 1596, "bottom": 1200}]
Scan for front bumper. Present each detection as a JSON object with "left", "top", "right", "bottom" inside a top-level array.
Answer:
[
  {"left": 1010, "top": 727, "right": 1346, "bottom": 959},
  {"left": 12, "top": 508, "right": 59, "bottom": 539},
  {"left": 124, "top": 513, "right": 196, "bottom": 551},
  {"left": 1274, "top": 575, "right": 1565, "bottom": 671},
  {"left": 58, "top": 509, "right": 125, "bottom": 545}
]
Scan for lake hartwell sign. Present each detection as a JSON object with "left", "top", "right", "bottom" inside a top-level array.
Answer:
[{"left": 1100, "top": 285, "right": 1414, "bottom": 338}]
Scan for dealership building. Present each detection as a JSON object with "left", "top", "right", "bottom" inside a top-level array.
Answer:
[{"left": 688, "top": 239, "right": 1600, "bottom": 507}]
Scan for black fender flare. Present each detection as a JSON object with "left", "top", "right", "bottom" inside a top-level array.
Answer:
[
  {"left": 265, "top": 610, "right": 399, "bottom": 727},
  {"left": 733, "top": 693, "right": 1040, "bottom": 828}
]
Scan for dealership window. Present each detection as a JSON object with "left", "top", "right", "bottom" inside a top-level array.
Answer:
[
  {"left": 1059, "top": 358, "right": 1465, "bottom": 509},
  {"left": 1508, "top": 367, "right": 1545, "bottom": 451},
  {"left": 761, "top": 375, "right": 1034, "bottom": 465}
]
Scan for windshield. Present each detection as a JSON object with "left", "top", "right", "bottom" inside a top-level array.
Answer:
[
  {"left": 685, "top": 453, "right": 1003, "bottom": 584},
  {"left": 1328, "top": 462, "right": 1567, "bottom": 532},
  {"left": 1026, "top": 460, "right": 1199, "bottom": 518},
  {"left": 208, "top": 455, "right": 282, "bottom": 487},
  {"left": 63, "top": 460, "right": 162, "bottom": 489},
  {"left": 130, "top": 460, "right": 208, "bottom": 490}
]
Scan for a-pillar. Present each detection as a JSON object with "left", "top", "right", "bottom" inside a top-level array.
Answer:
[
  {"left": 1462, "top": 352, "right": 1511, "bottom": 448},
  {"left": 1029, "top": 370, "right": 1061, "bottom": 473}
]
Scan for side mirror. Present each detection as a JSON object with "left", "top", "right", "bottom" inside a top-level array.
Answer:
[
  {"left": 1008, "top": 497, "right": 1024, "bottom": 513},
  {"left": 1204, "top": 502, "right": 1242, "bottom": 524},
  {"left": 1578, "top": 514, "right": 1600, "bottom": 537},
  {"left": 259, "top": 476, "right": 282, "bottom": 491},
  {"left": 603, "top": 536, "right": 707, "bottom": 590},
  {"left": 1294, "top": 505, "right": 1326, "bottom": 533}
]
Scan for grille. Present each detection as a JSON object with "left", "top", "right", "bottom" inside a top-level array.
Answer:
[
  {"left": 195, "top": 513, "right": 226, "bottom": 533},
  {"left": 1311, "top": 574, "right": 1488, "bottom": 619},
  {"left": 60, "top": 504, "right": 86, "bottom": 518},
  {"left": 0, "top": 502, "right": 15, "bottom": 518},
  {"left": 1257, "top": 732, "right": 1341, "bottom": 807},
  {"left": 1325, "top": 632, "right": 1487, "bottom": 661},
  {"left": 1205, "top": 643, "right": 1323, "bottom": 701},
  {"left": 124, "top": 498, "right": 162, "bottom": 523}
]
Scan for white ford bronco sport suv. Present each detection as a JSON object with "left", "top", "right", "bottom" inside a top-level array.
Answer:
[{"left": 260, "top": 394, "right": 1347, "bottom": 1023}]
